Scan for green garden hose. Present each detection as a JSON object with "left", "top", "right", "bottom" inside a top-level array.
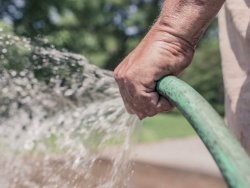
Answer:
[{"left": 156, "top": 76, "right": 250, "bottom": 188}]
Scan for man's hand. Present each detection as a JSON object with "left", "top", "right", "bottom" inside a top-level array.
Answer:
[
  {"left": 114, "top": 0, "right": 224, "bottom": 119},
  {"left": 114, "top": 21, "right": 194, "bottom": 119}
]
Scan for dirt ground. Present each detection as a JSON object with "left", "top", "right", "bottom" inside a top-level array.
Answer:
[
  {"left": 2, "top": 157, "right": 227, "bottom": 188},
  {"left": 130, "top": 160, "right": 226, "bottom": 188}
]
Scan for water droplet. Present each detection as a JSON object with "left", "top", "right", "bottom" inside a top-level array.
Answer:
[
  {"left": 1, "top": 48, "right": 7, "bottom": 54},
  {"left": 10, "top": 70, "right": 17, "bottom": 76},
  {"left": 64, "top": 89, "right": 74, "bottom": 96}
]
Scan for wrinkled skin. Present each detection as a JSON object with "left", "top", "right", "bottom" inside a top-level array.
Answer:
[
  {"left": 114, "top": 0, "right": 225, "bottom": 119},
  {"left": 114, "top": 21, "right": 194, "bottom": 119}
]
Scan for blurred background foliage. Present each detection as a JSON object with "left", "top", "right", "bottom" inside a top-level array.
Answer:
[{"left": 0, "top": 0, "right": 224, "bottom": 115}]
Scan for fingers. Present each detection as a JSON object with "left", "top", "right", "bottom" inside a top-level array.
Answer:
[
  {"left": 114, "top": 61, "right": 138, "bottom": 116},
  {"left": 123, "top": 86, "right": 173, "bottom": 119},
  {"left": 122, "top": 96, "right": 135, "bottom": 114},
  {"left": 156, "top": 96, "right": 174, "bottom": 112},
  {"left": 115, "top": 67, "right": 173, "bottom": 119},
  {"left": 114, "top": 47, "right": 180, "bottom": 119}
]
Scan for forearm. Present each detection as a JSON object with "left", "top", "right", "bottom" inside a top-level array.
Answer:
[{"left": 156, "top": 0, "right": 225, "bottom": 47}]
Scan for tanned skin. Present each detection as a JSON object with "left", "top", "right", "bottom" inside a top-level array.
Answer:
[{"left": 114, "top": 0, "right": 225, "bottom": 119}]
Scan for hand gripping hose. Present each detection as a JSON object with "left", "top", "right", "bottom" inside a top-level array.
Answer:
[{"left": 156, "top": 76, "right": 250, "bottom": 188}]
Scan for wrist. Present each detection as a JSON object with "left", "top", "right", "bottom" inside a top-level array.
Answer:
[
  {"left": 149, "top": 21, "right": 195, "bottom": 58},
  {"left": 139, "top": 23, "right": 195, "bottom": 76},
  {"left": 157, "top": 0, "right": 225, "bottom": 47}
]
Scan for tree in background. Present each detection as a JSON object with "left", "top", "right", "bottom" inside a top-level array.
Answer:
[
  {"left": 181, "top": 20, "right": 224, "bottom": 115},
  {"left": 0, "top": 0, "right": 224, "bottom": 114},
  {"left": 0, "top": 0, "right": 162, "bottom": 69}
]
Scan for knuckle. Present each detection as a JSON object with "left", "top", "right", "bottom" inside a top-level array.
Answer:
[
  {"left": 124, "top": 70, "right": 134, "bottom": 80},
  {"left": 114, "top": 75, "right": 119, "bottom": 82},
  {"left": 140, "top": 93, "right": 151, "bottom": 100},
  {"left": 113, "top": 70, "right": 120, "bottom": 80},
  {"left": 114, "top": 73, "right": 124, "bottom": 83}
]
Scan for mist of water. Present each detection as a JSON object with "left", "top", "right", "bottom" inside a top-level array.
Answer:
[{"left": 0, "top": 29, "right": 139, "bottom": 188}]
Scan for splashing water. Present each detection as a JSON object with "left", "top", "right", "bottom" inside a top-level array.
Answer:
[{"left": 0, "top": 29, "right": 139, "bottom": 187}]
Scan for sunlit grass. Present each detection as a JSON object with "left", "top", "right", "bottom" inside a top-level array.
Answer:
[{"left": 135, "top": 113, "right": 196, "bottom": 143}]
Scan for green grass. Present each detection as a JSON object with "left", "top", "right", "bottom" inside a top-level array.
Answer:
[{"left": 135, "top": 113, "right": 196, "bottom": 143}]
